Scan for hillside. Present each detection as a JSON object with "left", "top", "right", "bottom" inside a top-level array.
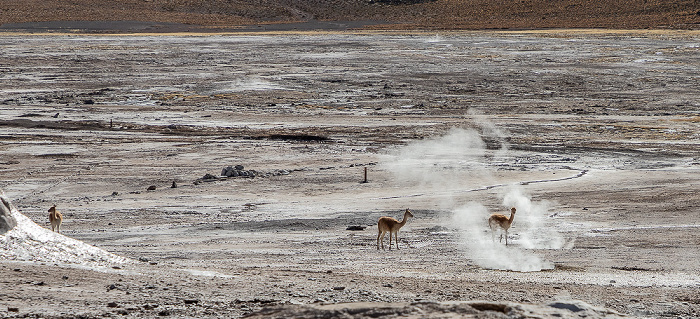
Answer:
[{"left": 1, "top": 0, "right": 699, "bottom": 31}]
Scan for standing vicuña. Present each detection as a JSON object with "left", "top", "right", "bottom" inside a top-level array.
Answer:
[
  {"left": 48, "top": 205, "right": 63, "bottom": 233},
  {"left": 377, "top": 209, "right": 414, "bottom": 250},
  {"left": 488, "top": 207, "right": 516, "bottom": 245}
]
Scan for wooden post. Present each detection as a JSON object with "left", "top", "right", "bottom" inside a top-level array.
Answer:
[{"left": 363, "top": 167, "right": 368, "bottom": 183}]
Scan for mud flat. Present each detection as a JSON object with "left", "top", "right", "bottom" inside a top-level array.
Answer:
[{"left": 0, "top": 31, "right": 699, "bottom": 318}]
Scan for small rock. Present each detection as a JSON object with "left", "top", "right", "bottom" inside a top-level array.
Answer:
[
  {"left": 158, "top": 309, "right": 171, "bottom": 316},
  {"left": 111, "top": 191, "right": 119, "bottom": 196},
  {"left": 183, "top": 299, "right": 199, "bottom": 305},
  {"left": 235, "top": 164, "right": 244, "bottom": 170},
  {"left": 112, "top": 266, "right": 122, "bottom": 270},
  {"left": 147, "top": 185, "right": 157, "bottom": 191},
  {"left": 171, "top": 181, "right": 177, "bottom": 188},
  {"left": 383, "top": 283, "right": 393, "bottom": 288},
  {"left": 138, "top": 257, "right": 149, "bottom": 262},
  {"left": 8, "top": 307, "right": 19, "bottom": 312},
  {"left": 107, "top": 302, "right": 119, "bottom": 308},
  {"left": 332, "top": 286, "right": 345, "bottom": 291},
  {"left": 202, "top": 173, "right": 217, "bottom": 180},
  {"left": 116, "top": 309, "right": 129, "bottom": 315},
  {"left": 346, "top": 225, "right": 366, "bottom": 231},
  {"left": 34, "top": 281, "right": 45, "bottom": 286}
]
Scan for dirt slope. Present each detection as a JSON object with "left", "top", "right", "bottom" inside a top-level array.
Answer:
[{"left": 1, "top": 0, "right": 699, "bottom": 31}]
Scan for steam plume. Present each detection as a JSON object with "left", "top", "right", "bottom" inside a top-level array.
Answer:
[{"left": 383, "top": 126, "right": 563, "bottom": 271}]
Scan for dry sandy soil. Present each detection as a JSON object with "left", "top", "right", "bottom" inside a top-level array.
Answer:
[{"left": 0, "top": 30, "right": 699, "bottom": 318}]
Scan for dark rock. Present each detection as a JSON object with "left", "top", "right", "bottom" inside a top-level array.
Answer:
[
  {"left": 183, "top": 299, "right": 199, "bottom": 305},
  {"left": 138, "top": 257, "right": 149, "bottom": 262},
  {"left": 107, "top": 302, "right": 119, "bottom": 308},
  {"left": 158, "top": 309, "right": 171, "bottom": 316},
  {"left": 346, "top": 225, "right": 366, "bottom": 231},
  {"left": 203, "top": 174, "right": 217, "bottom": 180},
  {"left": 8, "top": 307, "right": 19, "bottom": 312},
  {"left": 235, "top": 165, "right": 244, "bottom": 170},
  {"left": 111, "top": 191, "right": 119, "bottom": 196},
  {"left": 332, "top": 286, "right": 345, "bottom": 291},
  {"left": 147, "top": 185, "right": 157, "bottom": 191},
  {"left": 171, "top": 181, "right": 177, "bottom": 188}
]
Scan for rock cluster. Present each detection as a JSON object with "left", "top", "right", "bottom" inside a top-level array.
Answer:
[
  {"left": 221, "top": 165, "right": 260, "bottom": 178},
  {"left": 220, "top": 165, "right": 292, "bottom": 178}
]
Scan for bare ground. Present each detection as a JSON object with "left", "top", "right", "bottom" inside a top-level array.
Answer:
[{"left": 0, "top": 31, "right": 699, "bottom": 318}]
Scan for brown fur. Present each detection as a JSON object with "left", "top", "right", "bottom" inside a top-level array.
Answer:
[
  {"left": 377, "top": 209, "right": 414, "bottom": 250},
  {"left": 48, "top": 205, "right": 63, "bottom": 233},
  {"left": 488, "top": 207, "right": 516, "bottom": 245}
]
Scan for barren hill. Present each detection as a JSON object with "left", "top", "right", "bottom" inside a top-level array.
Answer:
[{"left": 1, "top": 0, "right": 699, "bottom": 31}]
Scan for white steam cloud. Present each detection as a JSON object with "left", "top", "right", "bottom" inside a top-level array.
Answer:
[
  {"left": 451, "top": 202, "right": 554, "bottom": 272},
  {"left": 383, "top": 125, "right": 567, "bottom": 272}
]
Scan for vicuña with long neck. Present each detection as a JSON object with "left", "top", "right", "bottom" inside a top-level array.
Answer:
[
  {"left": 48, "top": 205, "right": 63, "bottom": 233},
  {"left": 377, "top": 209, "right": 414, "bottom": 250},
  {"left": 488, "top": 207, "right": 516, "bottom": 245}
]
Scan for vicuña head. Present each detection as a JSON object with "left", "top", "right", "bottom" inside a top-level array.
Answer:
[
  {"left": 48, "top": 205, "right": 63, "bottom": 233},
  {"left": 488, "top": 207, "right": 516, "bottom": 245},
  {"left": 377, "top": 208, "right": 414, "bottom": 251}
]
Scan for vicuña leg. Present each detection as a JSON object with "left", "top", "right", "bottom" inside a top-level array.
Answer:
[{"left": 377, "top": 231, "right": 386, "bottom": 250}]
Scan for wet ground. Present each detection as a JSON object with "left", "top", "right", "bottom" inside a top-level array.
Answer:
[{"left": 0, "top": 30, "right": 699, "bottom": 318}]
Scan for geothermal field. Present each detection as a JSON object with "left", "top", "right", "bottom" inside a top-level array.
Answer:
[{"left": 0, "top": 30, "right": 699, "bottom": 318}]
